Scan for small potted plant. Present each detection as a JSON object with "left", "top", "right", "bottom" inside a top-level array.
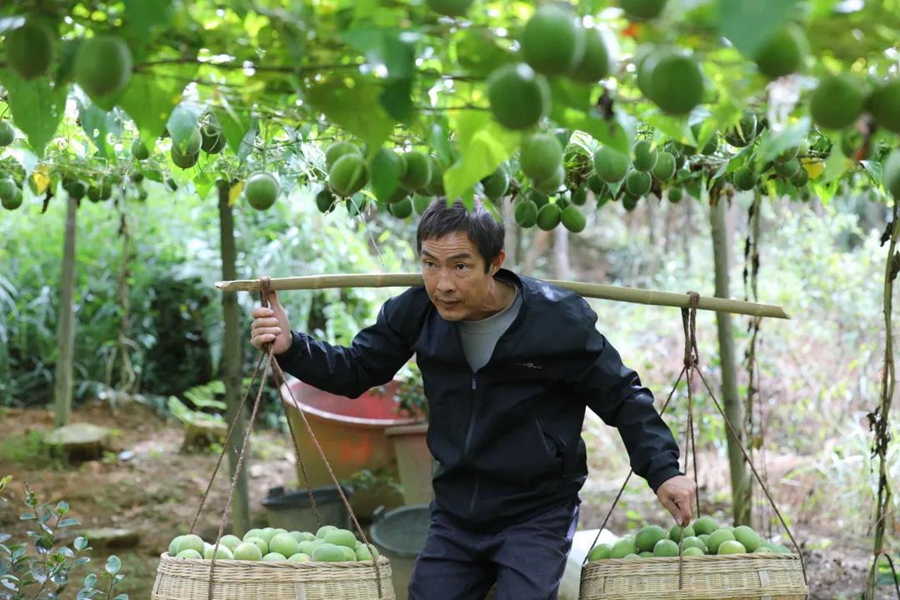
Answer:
[{"left": 385, "top": 362, "right": 433, "bottom": 505}]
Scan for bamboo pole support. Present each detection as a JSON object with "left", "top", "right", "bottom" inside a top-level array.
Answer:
[{"left": 215, "top": 273, "right": 790, "bottom": 320}]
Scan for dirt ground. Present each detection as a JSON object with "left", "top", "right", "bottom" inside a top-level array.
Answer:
[{"left": 1, "top": 400, "right": 897, "bottom": 599}]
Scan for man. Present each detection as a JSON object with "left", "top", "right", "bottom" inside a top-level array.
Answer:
[{"left": 250, "top": 198, "right": 695, "bottom": 600}]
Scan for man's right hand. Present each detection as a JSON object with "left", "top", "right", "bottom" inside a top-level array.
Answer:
[{"left": 250, "top": 289, "right": 293, "bottom": 355}]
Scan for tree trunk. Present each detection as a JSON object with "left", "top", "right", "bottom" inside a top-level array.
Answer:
[
  {"left": 219, "top": 182, "right": 250, "bottom": 537},
  {"left": 553, "top": 226, "right": 570, "bottom": 280},
  {"left": 522, "top": 229, "right": 551, "bottom": 276},
  {"left": 684, "top": 197, "right": 693, "bottom": 271},
  {"left": 709, "top": 190, "right": 751, "bottom": 526},
  {"left": 53, "top": 195, "right": 78, "bottom": 427}
]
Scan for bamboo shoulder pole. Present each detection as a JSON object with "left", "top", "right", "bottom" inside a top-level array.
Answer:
[{"left": 215, "top": 273, "right": 790, "bottom": 320}]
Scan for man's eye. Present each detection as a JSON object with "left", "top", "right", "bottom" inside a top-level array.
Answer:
[{"left": 455, "top": 264, "right": 468, "bottom": 270}]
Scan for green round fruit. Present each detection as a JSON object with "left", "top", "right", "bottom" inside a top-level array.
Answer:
[
  {"left": 536, "top": 203, "right": 561, "bottom": 231},
  {"left": 528, "top": 190, "right": 549, "bottom": 207},
  {"left": 289, "top": 553, "right": 312, "bottom": 562},
  {"left": 297, "top": 540, "right": 319, "bottom": 556},
  {"left": 593, "top": 146, "right": 630, "bottom": 183},
  {"left": 653, "top": 539, "right": 679, "bottom": 557},
  {"left": 791, "top": 167, "right": 809, "bottom": 188},
  {"left": 312, "top": 543, "right": 346, "bottom": 562},
  {"left": 74, "top": 35, "right": 133, "bottom": 99},
  {"left": 647, "top": 52, "right": 705, "bottom": 116},
  {"left": 570, "top": 27, "right": 611, "bottom": 83},
  {"left": 487, "top": 63, "right": 551, "bottom": 130},
  {"left": 131, "top": 139, "right": 150, "bottom": 160},
  {"left": 667, "top": 186, "right": 684, "bottom": 203},
  {"left": 571, "top": 186, "right": 589, "bottom": 206},
  {"left": 522, "top": 4, "right": 585, "bottom": 76},
  {"left": 174, "top": 127, "right": 202, "bottom": 157},
  {"left": 6, "top": 20, "right": 55, "bottom": 80},
  {"left": 632, "top": 140, "right": 658, "bottom": 173},
  {"left": 204, "top": 544, "right": 234, "bottom": 560},
  {"left": 176, "top": 549, "right": 203, "bottom": 559},
  {"left": 0, "top": 178, "right": 19, "bottom": 202},
  {"left": 636, "top": 526, "right": 667, "bottom": 553},
  {"left": 201, "top": 121, "right": 226, "bottom": 154},
  {"left": 369, "top": 148, "right": 407, "bottom": 204},
  {"left": 610, "top": 537, "right": 637, "bottom": 559},
  {"left": 693, "top": 517, "right": 719, "bottom": 536},
  {"left": 521, "top": 133, "right": 563, "bottom": 181},
  {"left": 775, "top": 158, "right": 801, "bottom": 178},
  {"left": 243, "top": 537, "right": 269, "bottom": 555},
  {"left": 733, "top": 167, "right": 757, "bottom": 191},
  {"left": 316, "top": 189, "right": 337, "bottom": 213},
  {"left": 389, "top": 197, "right": 414, "bottom": 219},
  {"left": 329, "top": 153, "right": 369, "bottom": 197},
  {"left": 587, "top": 543, "right": 612, "bottom": 561},
  {"left": 244, "top": 172, "right": 279, "bottom": 211},
  {"left": 340, "top": 546, "right": 357, "bottom": 561},
  {"left": 413, "top": 193, "right": 433, "bottom": 214},
  {"left": 683, "top": 546, "right": 704, "bottom": 557},
  {"left": 243, "top": 529, "right": 264, "bottom": 542},
  {"left": 401, "top": 151, "right": 432, "bottom": 190},
  {"left": 867, "top": 79, "right": 900, "bottom": 135},
  {"left": 718, "top": 540, "right": 747, "bottom": 555},
  {"left": 884, "top": 150, "right": 900, "bottom": 198},
  {"left": 732, "top": 526, "right": 761, "bottom": 552},
  {"left": 262, "top": 552, "right": 287, "bottom": 561},
  {"left": 514, "top": 200, "right": 539, "bottom": 227},
  {"left": 725, "top": 111, "right": 758, "bottom": 147},
  {"left": 325, "top": 141, "right": 361, "bottom": 169},
  {"left": 561, "top": 206, "right": 586, "bottom": 233},
  {"left": 177, "top": 534, "right": 205, "bottom": 556},
  {"left": 682, "top": 536, "right": 706, "bottom": 552},
  {"left": 625, "top": 170, "right": 652, "bottom": 196},
  {"left": 622, "top": 194, "right": 640, "bottom": 211},
  {"left": 355, "top": 544, "right": 379, "bottom": 561},
  {"left": 233, "top": 542, "right": 263, "bottom": 561},
  {"left": 587, "top": 174, "right": 607, "bottom": 195},
  {"left": 481, "top": 168, "right": 510, "bottom": 199},
  {"left": 0, "top": 121, "right": 15, "bottom": 147},
  {"left": 624, "top": 553, "right": 641, "bottom": 559},
  {"left": 219, "top": 535, "right": 243, "bottom": 552},
  {"left": 425, "top": 0, "right": 474, "bottom": 17},
  {"left": 753, "top": 24, "right": 807, "bottom": 79},
  {"left": 2, "top": 189, "right": 23, "bottom": 210},
  {"left": 810, "top": 74, "right": 864, "bottom": 130},
  {"left": 64, "top": 179, "right": 88, "bottom": 200},
  {"left": 316, "top": 525, "right": 339, "bottom": 540},
  {"left": 620, "top": 0, "right": 667, "bottom": 20},
  {"left": 652, "top": 152, "right": 676, "bottom": 181},
  {"left": 707, "top": 529, "right": 736, "bottom": 554},
  {"left": 534, "top": 167, "right": 564, "bottom": 194},
  {"left": 753, "top": 546, "right": 773, "bottom": 553},
  {"left": 269, "top": 533, "right": 300, "bottom": 557},
  {"left": 669, "top": 525, "right": 695, "bottom": 542},
  {"left": 171, "top": 146, "right": 199, "bottom": 169}
]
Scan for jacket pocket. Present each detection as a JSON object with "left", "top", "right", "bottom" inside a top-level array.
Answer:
[{"left": 536, "top": 418, "right": 567, "bottom": 478}]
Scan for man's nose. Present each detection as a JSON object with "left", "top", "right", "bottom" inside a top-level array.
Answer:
[{"left": 436, "top": 271, "right": 455, "bottom": 294}]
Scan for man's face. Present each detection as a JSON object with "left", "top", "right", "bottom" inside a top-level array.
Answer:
[{"left": 420, "top": 231, "right": 503, "bottom": 322}]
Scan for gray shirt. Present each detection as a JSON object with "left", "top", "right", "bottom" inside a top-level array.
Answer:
[{"left": 458, "top": 284, "right": 523, "bottom": 372}]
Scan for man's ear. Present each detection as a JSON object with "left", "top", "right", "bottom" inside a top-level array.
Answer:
[{"left": 491, "top": 250, "right": 506, "bottom": 275}]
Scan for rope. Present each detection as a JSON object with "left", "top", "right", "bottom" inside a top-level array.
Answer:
[{"left": 583, "top": 291, "right": 808, "bottom": 591}]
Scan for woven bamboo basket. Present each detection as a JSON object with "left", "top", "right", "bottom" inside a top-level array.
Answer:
[
  {"left": 151, "top": 552, "right": 396, "bottom": 600},
  {"left": 579, "top": 553, "right": 808, "bottom": 600}
]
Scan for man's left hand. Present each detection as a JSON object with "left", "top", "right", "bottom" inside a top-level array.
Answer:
[{"left": 656, "top": 475, "right": 696, "bottom": 526}]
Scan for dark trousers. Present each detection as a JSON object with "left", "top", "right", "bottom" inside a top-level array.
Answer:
[{"left": 408, "top": 499, "right": 580, "bottom": 600}]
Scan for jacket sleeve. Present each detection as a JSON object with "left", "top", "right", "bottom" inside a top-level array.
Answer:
[
  {"left": 564, "top": 306, "right": 682, "bottom": 492},
  {"left": 274, "top": 291, "right": 418, "bottom": 398}
]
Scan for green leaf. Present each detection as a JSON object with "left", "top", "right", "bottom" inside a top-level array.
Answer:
[
  {"left": 74, "top": 537, "right": 88, "bottom": 551},
  {"left": 719, "top": 0, "right": 800, "bottom": 58},
  {"left": 124, "top": 0, "right": 174, "bottom": 49},
  {"left": 4, "top": 72, "right": 67, "bottom": 157},
  {"left": 76, "top": 99, "right": 123, "bottom": 160},
  {"left": 213, "top": 100, "right": 254, "bottom": 157},
  {"left": 381, "top": 79, "right": 413, "bottom": 122},
  {"left": 755, "top": 117, "right": 811, "bottom": 164},
  {"left": 105, "top": 556, "right": 121, "bottom": 575},
  {"left": 549, "top": 80, "right": 632, "bottom": 153},
  {"left": 59, "top": 518, "right": 80, "bottom": 528},
  {"left": 119, "top": 53, "right": 199, "bottom": 150},
  {"left": 306, "top": 77, "right": 395, "bottom": 158},
  {"left": 83, "top": 572, "right": 97, "bottom": 589},
  {"left": 444, "top": 111, "right": 523, "bottom": 202}
]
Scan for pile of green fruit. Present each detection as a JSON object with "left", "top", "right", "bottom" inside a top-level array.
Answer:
[
  {"left": 587, "top": 516, "right": 792, "bottom": 561},
  {"left": 167, "top": 525, "right": 379, "bottom": 563}
]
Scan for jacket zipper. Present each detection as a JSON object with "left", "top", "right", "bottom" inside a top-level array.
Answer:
[{"left": 465, "top": 373, "right": 479, "bottom": 515}]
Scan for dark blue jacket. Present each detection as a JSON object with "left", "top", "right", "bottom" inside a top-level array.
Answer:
[{"left": 276, "top": 269, "right": 681, "bottom": 530}]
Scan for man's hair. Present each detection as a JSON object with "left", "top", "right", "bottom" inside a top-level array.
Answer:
[{"left": 416, "top": 198, "right": 505, "bottom": 272}]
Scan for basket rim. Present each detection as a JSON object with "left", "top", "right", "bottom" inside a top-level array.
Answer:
[
  {"left": 159, "top": 552, "right": 391, "bottom": 568},
  {"left": 582, "top": 553, "right": 802, "bottom": 565}
]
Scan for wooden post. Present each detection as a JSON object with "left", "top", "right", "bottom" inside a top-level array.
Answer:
[
  {"left": 53, "top": 194, "right": 78, "bottom": 427},
  {"left": 218, "top": 181, "right": 250, "bottom": 537},
  {"left": 710, "top": 189, "right": 751, "bottom": 526}
]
